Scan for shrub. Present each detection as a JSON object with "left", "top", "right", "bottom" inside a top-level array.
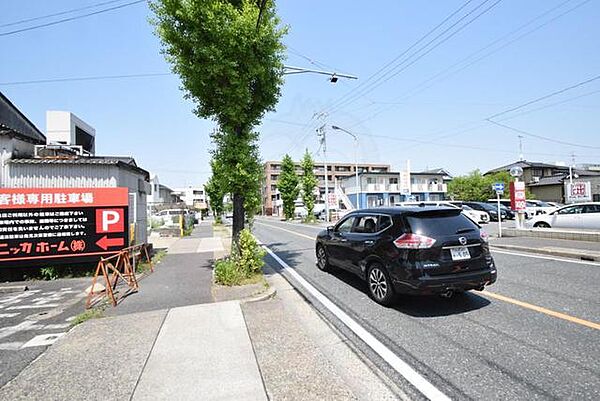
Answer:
[
  {"left": 214, "top": 228, "right": 265, "bottom": 286},
  {"left": 40, "top": 267, "right": 58, "bottom": 280},
  {"left": 236, "top": 229, "right": 266, "bottom": 275}
]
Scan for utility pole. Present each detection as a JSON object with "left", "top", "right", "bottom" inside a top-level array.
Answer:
[
  {"left": 569, "top": 152, "right": 576, "bottom": 185},
  {"left": 317, "top": 124, "right": 329, "bottom": 223},
  {"left": 518, "top": 135, "right": 524, "bottom": 161},
  {"left": 331, "top": 125, "right": 360, "bottom": 209}
]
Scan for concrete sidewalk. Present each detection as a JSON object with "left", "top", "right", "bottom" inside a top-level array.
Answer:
[{"left": 0, "top": 301, "right": 266, "bottom": 401}]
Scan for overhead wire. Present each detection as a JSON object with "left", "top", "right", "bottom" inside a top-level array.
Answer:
[
  {"left": 0, "top": 72, "right": 172, "bottom": 86},
  {"left": 487, "top": 120, "right": 600, "bottom": 150},
  {"left": 0, "top": 0, "right": 146, "bottom": 37},
  {"left": 278, "top": 0, "right": 486, "bottom": 158},
  {"left": 350, "top": 0, "right": 591, "bottom": 127},
  {"left": 322, "top": 0, "right": 478, "bottom": 113},
  {"left": 486, "top": 73, "right": 600, "bottom": 121},
  {"left": 326, "top": 0, "right": 504, "bottom": 115},
  {"left": 0, "top": 0, "right": 129, "bottom": 28}
]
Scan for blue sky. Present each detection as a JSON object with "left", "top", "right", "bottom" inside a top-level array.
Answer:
[{"left": 1, "top": 0, "right": 598, "bottom": 187}]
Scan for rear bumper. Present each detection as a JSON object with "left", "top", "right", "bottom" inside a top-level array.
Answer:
[{"left": 391, "top": 267, "right": 497, "bottom": 295}]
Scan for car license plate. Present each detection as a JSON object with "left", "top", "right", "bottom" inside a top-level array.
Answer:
[{"left": 450, "top": 247, "right": 470, "bottom": 261}]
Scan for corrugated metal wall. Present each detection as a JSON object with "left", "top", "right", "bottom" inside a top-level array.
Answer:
[{"left": 4, "top": 162, "right": 148, "bottom": 244}]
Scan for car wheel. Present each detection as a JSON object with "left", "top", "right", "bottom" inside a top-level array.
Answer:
[
  {"left": 316, "top": 245, "right": 330, "bottom": 272},
  {"left": 367, "top": 264, "right": 396, "bottom": 306},
  {"left": 534, "top": 222, "right": 551, "bottom": 228}
]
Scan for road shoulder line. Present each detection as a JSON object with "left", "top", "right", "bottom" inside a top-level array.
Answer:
[{"left": 261, "top": 244, "right": 451, "bottom": 401}]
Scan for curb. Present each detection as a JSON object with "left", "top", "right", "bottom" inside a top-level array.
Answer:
[
  {"left": 490, "top": 244, "right": 600, "bottom": 262},
  {"left": 0, "top": 285, "right": 28, "bottom": 294},
  {"left": 241, "top": 286, "right": 277, "bottom": 304}
]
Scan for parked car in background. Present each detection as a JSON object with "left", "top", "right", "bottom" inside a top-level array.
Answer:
[
  {"left": 527, "top": 202, "right": 600, "bottom": 230},
  {"left": 453, "top": 201, "right": 506, "bottom": 222},
  {"left": 527, "top": 200, "right": 558, "bottom": 215},
  {"left": 395, "top": 201, "right": 489, "bottom": 224},
  {"left": 315, "top": 206, "right": 497, "bottom": 305}
]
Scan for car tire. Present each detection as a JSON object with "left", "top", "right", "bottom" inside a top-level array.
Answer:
[
  {"left": 534, "top": 222, "right": 551, "bottom": 228},
  {"left": 316, "top": 245, "right": 331, "bottom": 272},
  {"left": 367, "top": 263, "right": 396, "bottom": 306}
]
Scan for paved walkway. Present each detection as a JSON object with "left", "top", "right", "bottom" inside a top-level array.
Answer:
[{"left": 110, "top": 222, "right": 216, "bottom": 316}]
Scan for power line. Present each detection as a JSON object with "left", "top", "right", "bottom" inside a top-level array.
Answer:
[
  {"left": 350, "top": 0, "right": 591, "bottom": 127},
  {"left": 328, "top": 0, "right": 503, "bottom": 115},
  {"left": 487, "top": 120, "right": 600, "bottom": 150},
  {"left": 0, "top": 0, "right": 129, "bottom": 29},
  {"left": 0, "top": 0, "right": 146, "bottom": 37},
  {"left": 0, "top": 72, "right": 172, "bottom": 86},
  {"left": 487, "top": 73, "right": 600, "bottom": 120},
  {"left": 323, "top": 0, "right": 478, "bottom": 113}
]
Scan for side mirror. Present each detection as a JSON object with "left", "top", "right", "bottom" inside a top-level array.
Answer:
[{"left": 327, "top": 226, "right": 334, "bottom": 232}]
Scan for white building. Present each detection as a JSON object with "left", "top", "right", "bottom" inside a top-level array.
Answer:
[
  {"left": 173, "top": 186, "right": 208, "bottom": 209},
  {"left": 46, "top": 111, "right": 96, "bottom": 155}
]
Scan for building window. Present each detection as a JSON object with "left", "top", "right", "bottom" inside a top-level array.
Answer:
[
  {"left": 389, "top": 177, "right": 398, "bottom": 184},
  {"left": 271, "top": 184, "right": 276, "bottom": 191},
  {"left": 271, "top": 174, "right": 278, "bottom": 181},
  {"left": 531, "top": 168, "right": 543, "bottom": 177},
  {"left": 367, "top": 177, "right": 375, "bottom": 184}
]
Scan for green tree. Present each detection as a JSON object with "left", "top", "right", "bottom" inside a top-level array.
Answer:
[
  {"left": 278, "top": 154, "right": 299, "bottom": 220},
  {"left": 300, "top": 150, "right": 318, "bottom": 221},
  {"left": 448, "top": 170, "right": 515, "bottom": 201},
  {"left": 205, "top": 168, "right": 225, "bottom": 217},
  {"left": 209, "top": 128, "right": 263, "bottom": 223},
  {"left": 151, "top": 0, "right": 287, "bottom": 243}
]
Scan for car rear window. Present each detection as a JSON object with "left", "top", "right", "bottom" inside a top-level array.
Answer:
[{"left": 405, "top": 213, "right": 479, "bottom": 236}]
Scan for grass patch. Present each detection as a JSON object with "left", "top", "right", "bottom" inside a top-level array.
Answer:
[
  {"left": 70, "top": 307, "right": 105, "bottom": 327},
  {"left": 214, "top": 229, "right": 265, "bottom": 286}
]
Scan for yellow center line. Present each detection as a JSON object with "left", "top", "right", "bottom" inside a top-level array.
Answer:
[
  {"left": 481, "top": 291, "right": 600, "bottom": 331},
  {"left": 257, "top": 221, "right": 600, "bottom": 331},
  {"left": 255, "top": 221, "right": 315, "bottom": 240}
]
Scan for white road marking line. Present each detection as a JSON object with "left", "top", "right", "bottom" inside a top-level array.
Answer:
[
  {"left": 0, "top": 312, "right": 20, "bottom": 318},
  {"left": 0, "top": 342, "right": 25, "bottom": 350},
  {"left": 21, "top": 333, "right": 66, "bottom": 348},
  {"left": 6, "top": 304, "right": 59, "bottom": 310},
  {"left": 262, "top": 244, "right": 451, "bottom": 401},
  {"left": 491, "top": 248, "right": 600, "bottom": 266},
  {"left": 0, "top": 320, "right": 39, "bottom": 340}
]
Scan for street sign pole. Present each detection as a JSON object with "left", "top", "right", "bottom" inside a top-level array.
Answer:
[{"left": 496, "top": 192, "right": 502, "bottom": 238}]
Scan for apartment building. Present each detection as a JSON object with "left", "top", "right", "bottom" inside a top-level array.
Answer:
[
  {"left": 262, "top": 160, "right": 391, "bottom": 216},
  {"left": 339, "top": 169, "right": 451, "bottom": 208}
]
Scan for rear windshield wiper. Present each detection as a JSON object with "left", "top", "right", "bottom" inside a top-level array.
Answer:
[{"left": 456, "top": 227, "right": 475, "bottom": 234}]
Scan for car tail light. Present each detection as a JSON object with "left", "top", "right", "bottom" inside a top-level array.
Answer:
[
  {"left": 480, "top": 229, "right": 489, "bottom": 243},
  {"left": 393, "top": 233, "right": 436, "bottom": 249}
]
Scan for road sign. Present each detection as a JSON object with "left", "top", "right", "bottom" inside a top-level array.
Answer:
[{"left": 492, "top": 182, "right": 505, "bottom": 192}]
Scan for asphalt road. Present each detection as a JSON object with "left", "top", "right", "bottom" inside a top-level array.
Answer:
[
  {"left": 0, "top": 278, "right": 90, "bottom": 388},
  {"left": 253, "top": 217, "right": 600, "bottom": 401}
]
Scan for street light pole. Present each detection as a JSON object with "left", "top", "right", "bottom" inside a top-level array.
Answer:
[
  {"left": 317, "top": 125, "right": 329, "bottom": 223},
  {"left": 331, "top": 125, "right": 360, "bottom": 210}
]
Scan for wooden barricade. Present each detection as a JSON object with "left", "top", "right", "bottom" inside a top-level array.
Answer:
[{"left": 85, "top": 244, "right": 153, "bottom": 309}]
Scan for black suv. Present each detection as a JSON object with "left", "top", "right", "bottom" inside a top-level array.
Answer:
[{"left": 315, "top": 206, "right": 497, "bottom": 305}]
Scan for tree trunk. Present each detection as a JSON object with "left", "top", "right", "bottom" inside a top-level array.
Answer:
[{"left": 232, "top": 192, "right": 245, "bottom": 246}]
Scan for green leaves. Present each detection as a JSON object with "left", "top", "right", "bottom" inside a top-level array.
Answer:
[
  {"left": 278, "top": 154, "right": 299, "bottom": 220},
  {"left": 300, "top": 150, "right": 318, "bottom": 218},
  {"left": 151, "top": 0, "right": 286, "bottom": 130},
  {"left": 448, "top": 170, "right": 513, "bottom": 201}
]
